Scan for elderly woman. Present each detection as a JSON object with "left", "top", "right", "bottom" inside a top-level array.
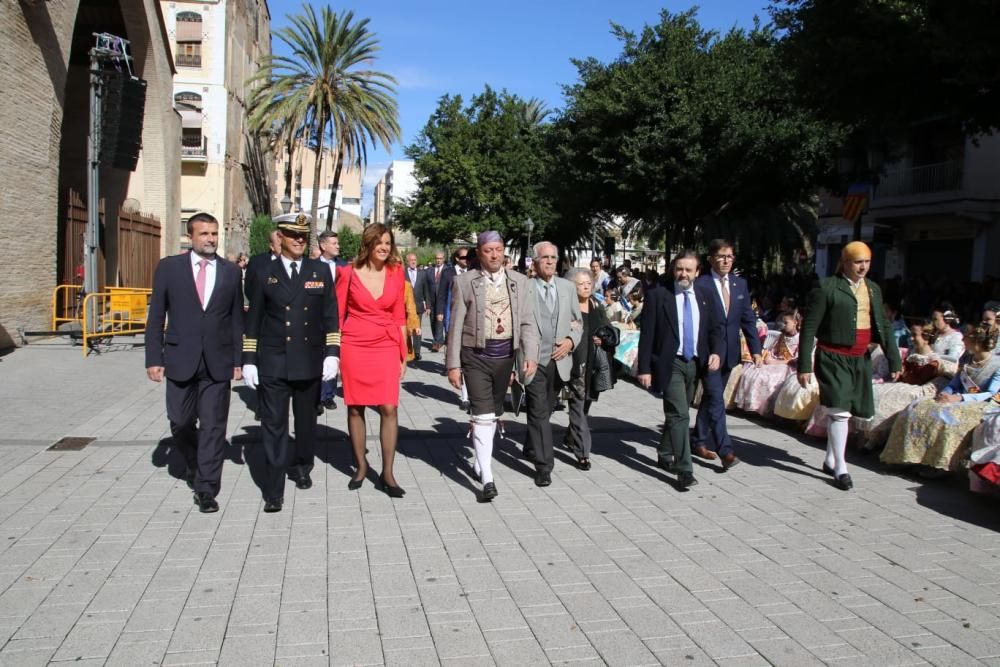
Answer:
[
  {"left": 881, "top": 324, "right": 1000, "bottom": 473},
  {"left": 561, "top": 268, "right": 617, "bottom": 470}
]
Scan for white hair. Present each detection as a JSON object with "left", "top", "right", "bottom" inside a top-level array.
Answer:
[{"left": 532, "top": 241, "right": 558, "bottom": 259}]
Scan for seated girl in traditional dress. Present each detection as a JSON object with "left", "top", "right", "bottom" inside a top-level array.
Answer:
[
  {"left": 881, "top": 324, "right": 1000, "bottom": 473},
  {"left": 930, "top": 304, "right": 965, "bottom": 362},
  {"left": 862, "top": 319, "right": 952, "bottom": 449},
  {"left": 734, "top": 310, "right": 801, "bottom": 416},
  {"left": 969, "top": 401, "right": 1000, "bottom": 495}
]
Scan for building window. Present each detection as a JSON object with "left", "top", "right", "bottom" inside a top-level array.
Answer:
[
  {"left": 175, "top": 11, "right": 203, "bottom": 67},
  {"left": 176, "top": 41, "right": 201, "bottom": 68}
]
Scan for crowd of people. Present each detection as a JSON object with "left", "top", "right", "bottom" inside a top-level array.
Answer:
[{"left": 146, "top": 212, "right": 1000, "bottom": 514}]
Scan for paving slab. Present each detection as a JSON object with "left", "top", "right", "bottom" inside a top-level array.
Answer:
[{"left": 0, "top": 340, "right": 998, "bottom": 664}]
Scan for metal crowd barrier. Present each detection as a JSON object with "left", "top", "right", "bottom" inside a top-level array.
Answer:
[
  {"left": 80, "top": 287, "right": 152, "bottom": 357},
  {"left": 51, "top": 284, "right": 84, "bottom": 331}
]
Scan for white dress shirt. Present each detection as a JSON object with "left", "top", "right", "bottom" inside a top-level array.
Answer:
[
  {"left": 320, "top": 256, "right": 337, "bottom": 284},
  {"left": 279, "top": 254, "right": 302, "bottom": 279},
  {"left": 674, "top": 284, "right": 700, "bottom": 356},
  {"left": 711, "top": 269, "right": 730, "bottom": 315},
  {"left": 190, "top": 251, "right": 216, "bottom": 310}
]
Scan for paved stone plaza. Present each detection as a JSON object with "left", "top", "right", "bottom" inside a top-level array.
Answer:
[{"left": 0, "top": 339, "right": 998, "bottom": 666}]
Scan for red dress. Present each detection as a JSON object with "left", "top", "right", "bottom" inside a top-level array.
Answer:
[{"left": 336, "top": 265, "right": 407, "bottom": 406}]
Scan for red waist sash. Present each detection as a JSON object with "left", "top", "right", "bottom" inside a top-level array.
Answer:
[{"left": 817, "top": 328, "right": 871, "bottom": 357}]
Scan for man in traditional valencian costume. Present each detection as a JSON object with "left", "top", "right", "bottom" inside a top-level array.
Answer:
[
  {"left": 447, "top": 231, "right": 539, "bottom": 502},
  {"left": 798, "top": 241, "right": 901, "bottom": 490}
]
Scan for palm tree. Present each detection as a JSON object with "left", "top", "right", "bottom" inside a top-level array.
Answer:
[
  {"left": 522, "top": 97, "right": 550, "bottom": 126},
  {"left": 320, "top": 17, "right": 400, "bottom": 230},
  {"left": 247, "top": 4, "right": 400, "bottom": 239}
]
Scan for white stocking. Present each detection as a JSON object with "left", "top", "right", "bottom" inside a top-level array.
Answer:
[
  {"left": 472, "top": 413, "right": 496, "bottom": 484},
  {"left": 827, "top": 411, "right": 851, "bottom": 476}
]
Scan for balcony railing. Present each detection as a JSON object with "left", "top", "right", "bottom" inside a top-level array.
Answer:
[
  {"left": 181, "top": 137, "right": 208, "bottom": 161},
  {"left": 176, "top": 54, "right": 202, "bottom": 68},
  {"left": 877, "top": 160, "right": 963, "bottom": 198}
]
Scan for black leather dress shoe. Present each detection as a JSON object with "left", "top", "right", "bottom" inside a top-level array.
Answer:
[
  {"left": 834, "top": 474, "right": 853, "bottom": 491},
  {"left": 822, "top": 462, "right": 835, "bottom": 476},
  {"left": 322, "top": 399, "right": 337, "bottom": 410},
  {"left": 480, "top": 482, "right": 498, "bottom": 502},
  {"left": 378, "top": 474, "right": 405, "bottom": 498},
  {"left": 193, "top": 492, "right": 219, "bottom": 513},
  {"left": 263, "top": 497, "right": 283, "bottom": 513},
  {"left": 535, "top": 471, "right": 552, "bottom": 487},
  {"left": 577, "top": 458, "right": 592, "bottom": 471},
  {"left": 657, "top": 459, "right": 677, "bottom": 474},
  {"left": 677, "top": 472, "right": 699, "bottom": 488},
  {"left": 295, "top": 474, "right": 312, "bottom": 490}
]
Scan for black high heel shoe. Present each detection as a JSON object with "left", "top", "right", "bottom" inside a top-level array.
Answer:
[
  {"left": 348, "top": 474, "right": 365, "bottom": 491},
  {"left": 378, "top": 473, "right": 405, "bottom": 498}
]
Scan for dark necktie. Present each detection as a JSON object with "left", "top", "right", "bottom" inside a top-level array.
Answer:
[
  {"left": 683, "top": 291, "right": 695, "bottom": 360},
  {"left": 290, "top": 261, "right": 298, "bottom": 280}
]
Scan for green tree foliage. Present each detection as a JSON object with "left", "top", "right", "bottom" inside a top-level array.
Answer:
[
  {"left": 247, "top": 4, "right": 400, "bottom": 239},
  {"left": 393, "top": 87, "right": 553, "bottom": 246},
  {"left": 248, "top": 215, "right": 274, "bottom": 256},
  {"left": 552, "top": 10, "right": 840, "bottom": 261},
  {"left": 770, "top": 0, "right": 1000, "bottom": 138},
  {"left": 337, "top": 225, "right": 361, "bottom": 261}
]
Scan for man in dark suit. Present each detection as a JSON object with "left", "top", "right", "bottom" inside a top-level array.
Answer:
[
  {"left": 317, "top": 230, "right": 347, "bottom": 410},
  {"left": 244, "top": 230, "right": 281, "bottom": 302},
  {"left": 434, "top": 248, "right": 469, "bottom": 351},
  {"left": 145, "top": 212, "right": 244, "bottom": 513},
  {"left": 691, "top": 239, "right": 763, "bottom": 469},
  {"left": 637, "top": 250, "right": 723, "bottom": 488},
  {"left": 242, "top": 213, "right": 340, "bottom": 513},
  {"left": 404, "top": 252, "right": 428, "bottom": 360},
  {"left": 428, "top": 250, "right": 447, "bottom": 351}
]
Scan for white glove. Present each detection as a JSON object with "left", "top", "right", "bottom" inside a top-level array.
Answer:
[
  {"left": 322, "top": 357, "right": 340, "bottom": 382},
  {"left": 242, "top": 364, "right": 259, "bottom": 390}
]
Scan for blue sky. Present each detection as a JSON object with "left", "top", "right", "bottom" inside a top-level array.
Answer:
[{"left": 266, "top": 1, "right": 772, "bottom": 212}]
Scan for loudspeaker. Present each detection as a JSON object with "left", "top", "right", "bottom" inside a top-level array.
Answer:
[
  {"left": 100, "top": 72, "right": 146, "bottom": 172},
  {"left": 603, "top": 236, "right": 615, "bottom": 259}
]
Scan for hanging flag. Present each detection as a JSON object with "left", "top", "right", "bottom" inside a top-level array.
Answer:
[{"left": 842, "top": 183, "right": 869, "bottom": 223}]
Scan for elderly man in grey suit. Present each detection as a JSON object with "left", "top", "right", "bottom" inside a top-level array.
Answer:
[
  {"left": 447, "top": 231, "right": 538, "bottom": 501},
  {"left": 519, "top": 241, "right": 583, "bottom": 487}
]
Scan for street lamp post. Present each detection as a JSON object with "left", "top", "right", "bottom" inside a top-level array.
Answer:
[
  {"left": 280, "top": 194, "right": 292, "bottom": 215},
  {"left": 524, "top": 217, "right": 535, "bottom": 250}
]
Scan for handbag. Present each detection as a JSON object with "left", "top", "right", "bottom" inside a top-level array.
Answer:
[
  {"left": 593, "top": 324, "right": 620, "bottom": 348},
  {"left": 591, "top": 347, "right": 613, "bottom": 394}
]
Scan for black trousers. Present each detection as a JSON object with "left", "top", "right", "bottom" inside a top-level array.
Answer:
[
  {"left": 461, "top": 347, "right": 514, "bottom": 416},
  {"left": 257, "top": 375, "right": 319, "bottom": 500},
  {"left": 166, "top": 356, "right": 230, "bottom": 497},
  {"left": 526, "top": 362, "right": 559, "bottom": 473}
]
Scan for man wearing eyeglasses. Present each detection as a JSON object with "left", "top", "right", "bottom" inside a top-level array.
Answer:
[
  {"left": 519, "top": 241, "right": 582, "bottom": 487},
  {"left": 692, "top": 239, "right": 762, "bottom": 470}
]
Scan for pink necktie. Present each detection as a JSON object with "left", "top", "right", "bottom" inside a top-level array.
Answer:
[{"left": 196, "top": 259, "right": 208, "bottom": 307}]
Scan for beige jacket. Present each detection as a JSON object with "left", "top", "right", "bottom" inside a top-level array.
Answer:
[{"left": 446, "top": 269, "right": 539, "bottom": 370}]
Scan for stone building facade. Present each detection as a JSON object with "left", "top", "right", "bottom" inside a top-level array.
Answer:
[
  {"left": 161, "top": 0, "right": 271, "bottom": 256},
  {"left": 0, "top": 0, "right": 181, "bottom": 349}
]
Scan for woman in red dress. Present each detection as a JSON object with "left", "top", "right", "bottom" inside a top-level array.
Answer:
[{"left": 336, "top": 224, "right": 408, "bottom": 497}]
